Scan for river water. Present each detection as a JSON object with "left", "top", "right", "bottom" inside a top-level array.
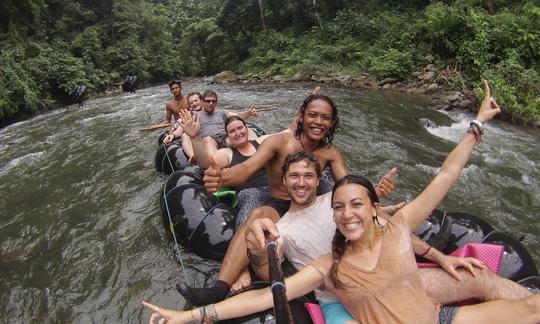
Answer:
[{"left": 1, "top": 81, "right": 538, "bottom": 323}]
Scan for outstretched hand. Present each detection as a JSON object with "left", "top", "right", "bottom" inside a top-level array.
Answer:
[
  {"left": 437, "top": 255, "right": 486, "bottom": 281},
  {"left": 203, "top": 156, "right": 223, "bottom": 193},
  {"left": 476, "top": 80, "right": 501, "bottom": 123},
  {"left": 248, "top": 105, "right": 258, "bottom": 117},
  {"left": 179, "top": 109, "right": 200, "bottom": 138},
  {"left": 375, "top": 167, "right": 397, "bottom": 198},
  {"left": 142, "top": 301, "right": 186, "bottom": 324}
]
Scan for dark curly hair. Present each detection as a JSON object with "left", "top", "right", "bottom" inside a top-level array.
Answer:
[
  {"left": 294, "top": 94, "right": 339, "bottom": 147},
  {"left": 328, "top": 175, "right": 379, "bottom": 289}
]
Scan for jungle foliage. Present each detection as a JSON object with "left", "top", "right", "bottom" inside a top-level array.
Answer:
[{"left": 1, "top": 0, "right": 539, "bottom": 125}]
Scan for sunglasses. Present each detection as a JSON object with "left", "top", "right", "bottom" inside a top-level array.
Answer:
[{"left": 204, "top": 99, "right": 217, "bottom": 103}]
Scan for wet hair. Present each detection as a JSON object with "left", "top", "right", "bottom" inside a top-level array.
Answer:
[
  {"left": 169, "top": 79, "right": 182, "bottom": 88},
  {"left": 294, "top": 94, "right": 340, "bottom": 147},
  {"left": 187, "top": 92, "right": 202, "bottom": 101},
  {"left": 224, "top": 115, "right": 247, "bottom": 135},
  {"left": 281, "top": 151, "right": 322, "bottom": 179},
  {"left": 202, "top": 90, "right": 218, "bottom": 100},
  {"left": 328, "top": 175, "right": 379, "bottom": 289}
]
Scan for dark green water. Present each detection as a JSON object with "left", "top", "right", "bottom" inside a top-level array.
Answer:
[{"left": 1, "top": 81, "right": 538, "bottom": 323}]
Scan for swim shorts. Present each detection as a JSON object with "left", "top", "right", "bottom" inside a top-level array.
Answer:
[
  {"left": 319, "top": 300, "right": 354, "bottom": 324},
  {"left": 439, "top": 306, "right": 458, "bottom": 324},
  {"left": 264, "top": 197, "right": 291, "bottom": 217}
]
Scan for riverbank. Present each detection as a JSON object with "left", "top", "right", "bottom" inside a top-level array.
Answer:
[
  {"left": 206, "top": 69, "right": 539, "bottom": 127},
  {"left": 1, "top": 72, "right": 536, "bottom": 130}
]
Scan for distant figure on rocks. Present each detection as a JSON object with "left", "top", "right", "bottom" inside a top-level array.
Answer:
[
  {"left": 123, "top": 74, "right": 137, "bottom": 93},
  {"left": 70, "top": 85, "right": 86, "bottom": 107}
]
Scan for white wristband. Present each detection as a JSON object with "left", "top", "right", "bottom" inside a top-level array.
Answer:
[{"left": 470, "top": 119, "right": 484, "bottom": 134}]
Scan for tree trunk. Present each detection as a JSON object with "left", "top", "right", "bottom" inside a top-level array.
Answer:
[{"left": 257, "top": 0, "right": 267, "bottom": 31}]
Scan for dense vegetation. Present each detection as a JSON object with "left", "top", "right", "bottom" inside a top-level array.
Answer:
[{"left": 1, "top": 0, "right": 538, "bottom": 125}]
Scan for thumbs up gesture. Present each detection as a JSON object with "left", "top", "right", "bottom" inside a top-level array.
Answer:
[
  {"left": 203, "top": 156, "right": 223, "bottom": 193},
  {"left": 375, "top": 167, "right": 397, "bottom": 198}
]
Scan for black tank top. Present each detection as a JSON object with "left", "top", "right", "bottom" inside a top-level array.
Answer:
[{"left": 230, "top": 141, "right": 267, "bottom": 190}]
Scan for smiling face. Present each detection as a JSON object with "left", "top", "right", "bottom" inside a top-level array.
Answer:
[
  {"left": 188, "top": 95, "right": 202, "bottom": 111},
  {"left": 283, "top": 160, "right": 319, "bottom": 207},
  {"left": 331, "top": 183, "right": 378, "bottom": 242},
  {"left": 301, "top": 99, "right": 335, "bottom": 142},
  {"left": 225, "top": 120, "right": 249, "bottom": 148}
]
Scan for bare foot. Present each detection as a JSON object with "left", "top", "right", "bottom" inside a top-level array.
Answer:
[{"left": 230, "top": 269, "right": 252, "bottom": 293}]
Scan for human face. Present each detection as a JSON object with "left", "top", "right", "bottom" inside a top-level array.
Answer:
[
  {"left": 170, "top": 84, "right": 182, "bottom": 97},
  {"left": 283, "top": 161, "right": 319, "bottom": 206},
  {"left": 226, "top": 120, "right": 248, "bottom": 147},
  {"left": 188, "top": 95, "right": 202, "bottom": 111},
  {"left": 301, "top": 99, "right": 335, "bottom": 142},
  {"left": 202, "top": 96, "right": 218, "bottom": 114},
  {"left": 331, "top": 183, "right": 377, "bottom": 242}
]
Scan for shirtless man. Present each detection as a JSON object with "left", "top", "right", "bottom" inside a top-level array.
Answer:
[
  {"left": 246, "top": 151, "right": 532, "bottom": 323},
  {"left": 177, "top": 94, "right": 396, "bottom": 305},
  {"left": 161, "top": 79, "right": 189, "bottom": 124}
]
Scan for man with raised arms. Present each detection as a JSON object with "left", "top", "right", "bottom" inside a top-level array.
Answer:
[{"left": 177, "top": 94, "right": 397, "bottom": 305}]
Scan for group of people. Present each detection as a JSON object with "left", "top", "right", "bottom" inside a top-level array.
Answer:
[{"left": 142, "top": 80, "right": 539, "bottom": 324}]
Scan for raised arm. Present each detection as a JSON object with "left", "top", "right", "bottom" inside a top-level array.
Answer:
[
  {"left": 328, "top": 147, "right": 348, "bottom": 180},
  {"left": 401, "top": 80, "right": 501, "bottom": 230},
  {"left": 142, "top": 264, "right": 324, "bottom": 323},
  {"left": 229, "top": 106, "right": 258, "bottom": 121}
]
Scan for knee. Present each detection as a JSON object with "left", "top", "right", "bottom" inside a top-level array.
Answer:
[
  {"left": 201, "top": 136, "right": 213, "bottom": 145},
  {"left": 522, "top": 294, "right": 540, "bottom": 317},
  {"left": 246, "top": 208, "right": 266, "bottom": 223}
]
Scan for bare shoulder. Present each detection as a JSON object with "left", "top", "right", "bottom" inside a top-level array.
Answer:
[{"left": 315, "top": 144, "right": 343, "bottom": 160}]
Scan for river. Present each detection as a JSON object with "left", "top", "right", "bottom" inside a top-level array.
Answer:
[{"left": 0, "top": 81, "right": 538, "bottom": 323}]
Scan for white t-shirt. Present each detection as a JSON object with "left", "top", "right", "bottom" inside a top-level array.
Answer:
[{"left": 277, "top": 192, "right": 336, "bottom": 301}]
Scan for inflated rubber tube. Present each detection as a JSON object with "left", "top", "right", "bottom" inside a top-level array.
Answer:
[
  {"left": 517, "top": 276, "right": 540, "bottom": 294},
  {"left": 414, "top": 209, "right": 445, "bottom": 250},
  {"left": 164, "top": 170, "right": 204, "bottom": 196},
  {"left": 481, "top": 231, "right": 539, "bottom": 281},
  {"left": 161, "top": 144, "right": 187, "bottom": 175},
  {"left": 158, "top": 131, "right": 168, "bottom": 145},
  {"left": 415, "top": 210, "right": 497, "bottom": 254},
  {"left": 415, "top": 210, "right": 538, "bottom": 281},
  {"left": 162, "top": 184, "right": 235, "bottom": 261},
  {"left": 155, "top": 144, "right": 168, "bottom": 172},
  {"left": 438, "top": 211, "right": 497, "bottom": 254}
]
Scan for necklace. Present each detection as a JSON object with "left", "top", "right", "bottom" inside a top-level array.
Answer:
[{"left": 299, "top": 134, "right": 318, "bottom": 153}]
